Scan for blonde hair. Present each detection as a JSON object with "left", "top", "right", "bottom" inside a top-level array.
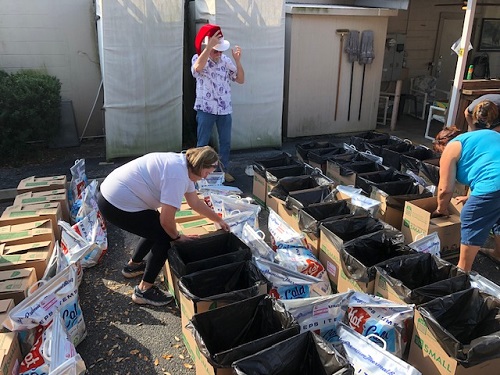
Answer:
[
  {"left": 185, "top": 146, "right": 219, "bottom": 175},
  {"left": 472, "top": 100, "right": 499, "bottom": 128}
]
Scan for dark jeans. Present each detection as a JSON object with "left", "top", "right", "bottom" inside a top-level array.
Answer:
[{"left": 97, "top": 192, "right": 172, "bottom": 284}]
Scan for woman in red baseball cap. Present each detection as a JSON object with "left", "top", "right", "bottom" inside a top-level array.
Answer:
[{"left": 191, "top": 24, "right": 245, "bottom": 183}]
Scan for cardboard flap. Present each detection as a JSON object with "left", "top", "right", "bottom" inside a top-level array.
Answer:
[
  {"left": 0, "top": 268, "right": 34, "bottom": 281},
  {"left": 0, "top": 299, "right": 14, "bottom": 314},
  {"left": 0, "top": 219, "right": 51, "bottom": 233},
  {"left": 1, "top": 241, "right": 51, "bottom": 256}
]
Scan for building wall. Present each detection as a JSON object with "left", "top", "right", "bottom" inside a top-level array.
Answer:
[{"left": 0, "top": 0, "right": 103, "bottom": 139}]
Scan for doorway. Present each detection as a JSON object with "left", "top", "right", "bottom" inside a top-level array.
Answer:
[{"left": 433, "top": 13, "right": 464, "bottom": 93}]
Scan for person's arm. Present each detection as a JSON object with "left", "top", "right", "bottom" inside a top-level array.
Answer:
[
  {"left": 184, "top": 191, "right": 230, "bottom": 231},
  {"left": 464, "top": 106, "right": 476, "bottom": 131},
  {"left": 193, "top": 31, "right": 222, "bottom": 73},
  {"left": 434, "top": 141, "right": 461, "bottom": 217},
  {"left": 231, "top": 46, "right": 245, "bottom": 84},
  {"left": 159, "top": 203, "right": 184, "bottom": 240}
]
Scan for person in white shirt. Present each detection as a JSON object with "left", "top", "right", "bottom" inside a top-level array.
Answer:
[{"left": 97, "top": 146, "right": 230, "bottom": 306}]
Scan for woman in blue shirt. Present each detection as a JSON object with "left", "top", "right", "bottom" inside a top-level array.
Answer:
[{"left": 434, "top": 128, "right": 500, "bottom": 271}]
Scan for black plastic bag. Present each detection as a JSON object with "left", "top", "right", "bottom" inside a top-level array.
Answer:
[
  {"left": 371, "top": 184, "right": 433, "bottom": 212},
  {"left": 285, "top": 186, "right": 335, "bottom": 210},
  {"left": 265, "top": 164, "right": 314, "bottom": 183},
  {"left": 168, "top": 231, "right": 252, "bottom": 278},
  {"left": 298, "top": 200, "right": 368, "bottom": 236},
  {"left": 419, "top": 159, "right": 440, "bottom": 186},
  {"left": 341, "top": 229, "right": 411, "bottom": 283},
  {"left": 296, "top": 141, "right": 339, "bottom": 163},
  {"left": 232, "top": 331, "right": 354, "bottom": 375},
  {"left": 188, "top": 294, "right": 299, "bottom": 367},
  {"left": 349, "top": 131, "right": 390, "bottom": 149},
  {"left": 355, "top": 169, "right": 413, "bottom": 195},
  {"left": 253, "top": 152, "right": 300, "bottom": 177},
  {"left": 375, "top": 252, "right": 470, "bottom": 305},
  {"left": 178, "top": 260, "right": 270, "bottom": 303},
  {"left": 307, "top": 147, "right": 354, "bottom": 172},
  {"left": 268, "top": 174, "right": 332, "bottom": 201},
  {"left": 400, "top": 145, "right": 440, "bottom": 173},
  {"left": 419, "top": 288, "right": 500, "bottom": 367},
  {"left": 319, "top": 216, "right": 386, "bottom": 244}
]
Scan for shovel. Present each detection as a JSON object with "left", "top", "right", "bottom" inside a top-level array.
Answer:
[
  {"left": 335, "top": 29, "right": 349, "bottom": 121},
  {"left": 358, "top": 30, "right": 375, "bottom": 121}
]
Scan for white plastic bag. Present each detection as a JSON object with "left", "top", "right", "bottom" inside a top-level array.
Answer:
[
  {"left": 223, "top": 211, "right": 259, "bottom": 238},
  {"left": 4, "top": 264, "right": 87, "bottom": 347},
  {"left": 68, "top": 159, "right": 87, "bottom": 218},
  {"left": 338, "top": 324, "right": 421, "bottom": 375},
  {"left": 279, "top": 292, "right": 354, "bottom": 343},
  {"left": 267, "top": 209, "right": 307, "bottom": 251},
  {"left": 240, "top": 223, "right": 275, "bottom": 262},
  {"left": 346, "top": 292, "right": 414, "bottom": 358},
  {"left": 409, "top": 232, "right": 441, "bottom": 257},
  {"left": 275, "top": 246, "right": 332, "bottom": 296},
  {"left": 254, "top": 257, "right": 322, "bottom": 300}
]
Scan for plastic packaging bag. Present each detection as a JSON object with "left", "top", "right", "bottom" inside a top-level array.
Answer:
[
  {"left": 240, "top": 223, "right": 275, "bottom": 262},
  {"left": 279, "top": 292, "right": 354, "bottom": 343},
  {"left": 409, "top": 232, "right": 441, "bottom": 257},
  {"left": 338, "top": 324, "right": 421, "bottom": 375},
  {"left": 346, "top": 292, "right": 414, "bottom": 358},
  {"left": 255, "top": 257, "right": 324, "bottom": 300},
  {"left": 72, "top": 209, "right": 107, "bottom": 268},
  {"left": 68, "top": 159, "right": 87, "bottom": 219},
  {"left": 267, "top": 209, "right": 307, "bottom": 250},
  {"left": 5, "top": 264, "right": 87, "bottom": 347}
]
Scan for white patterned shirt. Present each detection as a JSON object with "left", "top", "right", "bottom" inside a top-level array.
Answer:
[{"left": 191, "top": 54, "right": 237, "bottom": 115}]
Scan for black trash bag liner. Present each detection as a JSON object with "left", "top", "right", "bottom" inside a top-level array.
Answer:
[
  {"left": 178, "top": 260, "right": 270, "bottom": 303},
  {"left": 265, "top": 164, "right": 314, "bottom": 183},
  {"left": 168, "top": 231, "right": 252, "bottom": 278},
  {"left": 268, "top": 174, "right": 332, "bottom": 201},
  {"left": 419, "top": 159, "right": 440, "bottom": 186},
  {"left": 253, "top": 152, "right": 300, "bottom": 177},
  {"left": 372, "top": 184, "right": 433, "bottom": 212},
  {"left": 296, "top": 141, "right": 340, "bottom": 163},
  {"left": 285, "top": 185, "right": 335, "bottom": 210},
  {"left": 379, "top": 148, "right": 404, "bottom": 170},
  {"left": 339, "top": 160, "right": 386, "bottom": 179},
  {"left": 320, "top": 216, "right": 386, "bottom": 244},
  {"left": 355, "top": 169, "right": 413, "bottom": 195},
  {"left": 307, "top": 146, "right": 355, "bottom": 168},
  {"left": 341, "top": 229, "right": 411, "bottom": 283},
  {"left": 298, "top": 200, "right": 369, "bottom": 236},
  {"left": 187, "top": 294, "right": 299, "bottom": 368},
  {"left": 418, "top": 288, "right": 500, "bottom": 367},
  {"left": 400, "top": 146, "right": 440, "bottom": 173},
  {"left": 375, "top": 252, "right": 470, "bottom": 305},
  {"left": 328, "top": 152, "right": 369, "bottom": 164},
  {"left": 232, "top": 331, "right": 354, "bottom": 375},
  {"left": 349, "top": 131, "right": 391, "bottom": 149}
]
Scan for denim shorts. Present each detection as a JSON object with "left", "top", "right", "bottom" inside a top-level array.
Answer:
[{"left": 460, "top": 190, "right": 500, "bottom": 246}]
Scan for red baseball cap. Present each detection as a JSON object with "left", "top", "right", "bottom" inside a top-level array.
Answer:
[{"left": 194, "top": 24, "right": 230, "bottom": 55}]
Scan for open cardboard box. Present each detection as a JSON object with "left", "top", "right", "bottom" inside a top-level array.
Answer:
[
  {"left": 0, "top": 268, "right": 37, "bottom": 304},
  {"left": 402, "top": 196, "right": 462, "bottom": 259},
  {"left": 0, "top": 203, "right": 62, "bottom": 240}
]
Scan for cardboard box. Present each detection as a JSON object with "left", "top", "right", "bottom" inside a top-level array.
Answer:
[
  {"left": 0, "top": 219, "right": 55, "bottom": 245},
  {"left": 0, "top": 203, "right": 62, "bottom": 240},
  {"left": 162, "top": 260, "right": 180, "bottom": 307},
  {"left": 17, "top": 175, "right": 67, "bottom": 194},
  {"left": 318, "top": 224, "right": 344, "bottom": 292},
  {"left": 176, "top": 218, "right": 218, "bottom": 237},
  {"left": 371, "top": 185, "right": 432, "bottom": 230},
  {"left": 175, "top": 209, "right": 204, "bottom": 224},
  {"left": 252, "top": 172, "right": 267, "bottom": 207},
  {"left": 409, "top": 309, "right": 500, "bottom": 375},
  {"left": 401, "top": 197, "right": 462, "bottom": 259},
  {"left": 0, "top": 240, "right": 54, "bottom": 279},
  {"left": 0, "top": 299, "right": 15, "bottom": 333},
  {"left": 0, "top": 268, "right": 37, "bottom": 304},
  {"left": 14, "top": 189, "right": 70, "bottom": 223},
  {"left": 0, "top": 332, "right": 22, "bottom": 375}
]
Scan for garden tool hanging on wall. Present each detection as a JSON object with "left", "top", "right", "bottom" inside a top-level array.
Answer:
[
  {"left": 344, "top": 30, "right": 359, "bottom": 122},
  {"left": 335, "top": 29, "right": 349, "bottom": 121},
  {"left": 358, "top": 30, "right": 375, "bottom": 121}
]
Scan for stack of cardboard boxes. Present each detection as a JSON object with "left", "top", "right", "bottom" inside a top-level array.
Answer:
[{"left": 0, "top": 175, "right": 67, "bottom": 374}]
